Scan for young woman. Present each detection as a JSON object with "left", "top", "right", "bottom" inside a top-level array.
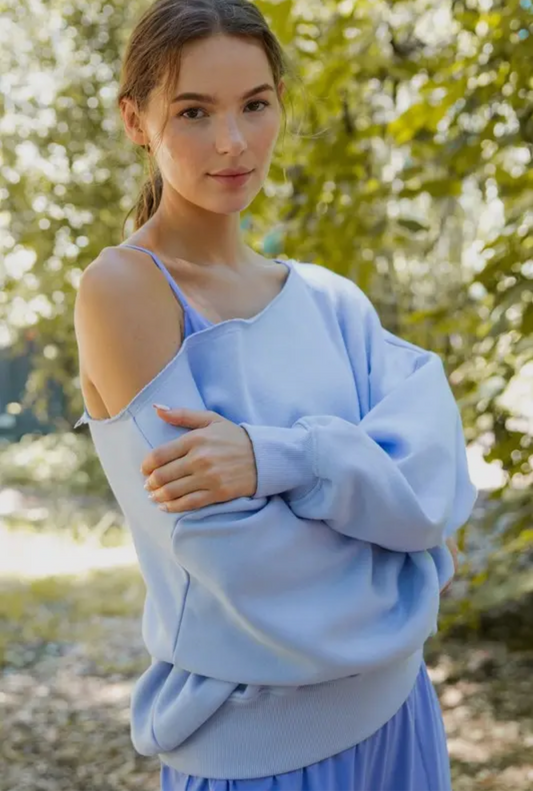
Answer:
[{"left": 74, "top": 1, "right": 477, "bottom": 789}]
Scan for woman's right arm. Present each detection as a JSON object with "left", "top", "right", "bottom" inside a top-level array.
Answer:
[{"left": 74, "top": 247, "right": 184, "bottom": 418}]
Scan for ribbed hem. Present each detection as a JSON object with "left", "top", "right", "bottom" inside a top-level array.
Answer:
[
  {"left": 159, "top": 649, "right": 423, "bottom": 780},
  {"left": 239, "top": 423, "right": 316, "bottom": 500}
]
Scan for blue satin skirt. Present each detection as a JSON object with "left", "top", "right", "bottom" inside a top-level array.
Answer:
[{"left": 160, "top": 662, "right": 451, "bottom": 791}]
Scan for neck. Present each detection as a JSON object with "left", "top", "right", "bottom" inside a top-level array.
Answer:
[{"left": 147, "top": 190, "right": 253, "bottom": 270}]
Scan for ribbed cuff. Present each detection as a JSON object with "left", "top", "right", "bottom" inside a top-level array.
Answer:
[{"left": 239, "top": 423, "right": 316, "bottom": 499}]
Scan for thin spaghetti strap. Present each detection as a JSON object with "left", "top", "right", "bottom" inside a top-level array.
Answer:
[{"left": 120, "top": 243, "right": 192, "bottom": 312}]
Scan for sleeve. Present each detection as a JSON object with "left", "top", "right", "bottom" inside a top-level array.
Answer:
[{"left": 240, "top": 280, "right": 478, "bottom": 553}]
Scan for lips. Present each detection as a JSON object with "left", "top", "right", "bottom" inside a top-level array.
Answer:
[
  {"left": 211, "top": 168, "right": 253, "bottom": 177},
  {"left": 208, "top": 170, "right": 254, "bottom": 187}
]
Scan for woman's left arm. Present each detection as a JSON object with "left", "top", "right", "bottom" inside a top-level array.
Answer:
[
  {"left": 241, "top": 350, "right": 477, "bottom": 553},
  {"left": 239, "top": 282, "right": 478, "bottom": 553}
]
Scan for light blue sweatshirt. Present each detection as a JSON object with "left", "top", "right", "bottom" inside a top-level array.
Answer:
[{"left": 75, "top": 260, "right": 478, "bottom": 779}]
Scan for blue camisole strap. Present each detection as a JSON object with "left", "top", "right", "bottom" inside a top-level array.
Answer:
[{"left": 120, "top": 243, "right": 214, "bottom": 336}]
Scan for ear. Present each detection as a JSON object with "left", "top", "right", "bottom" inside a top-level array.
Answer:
[
  {"left": 277, "top": 79, "right": 286, "bottom": 100},
  {"left": 120, "top": 97, "right": 150, "bottom": 148}
]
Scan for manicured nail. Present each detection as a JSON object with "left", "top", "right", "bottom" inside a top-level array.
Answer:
[
  {"left": 153, "top": 403, "right": 170, "bottom": 411},
  {"left": 158, "top": 503, "right": 168, "bottom": 512}
]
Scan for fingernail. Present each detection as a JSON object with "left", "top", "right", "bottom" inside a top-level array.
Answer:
[
  {"left": 144, "top": 480, "right": 150, "bottom": 490},
  {"left": 153, "top": 403, "right": 170, "bottom": 411},
  {"left": 158, "top": 503, "right": 168, "bottom": 512}
]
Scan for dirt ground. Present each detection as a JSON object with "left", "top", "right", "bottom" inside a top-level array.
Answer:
[{"left": 1, "top": 529, "right": 532, "bottom": 791}]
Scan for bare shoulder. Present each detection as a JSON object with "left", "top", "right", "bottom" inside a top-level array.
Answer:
[{"left": 75, "top": 245, "right": 184, "bottom": 419}]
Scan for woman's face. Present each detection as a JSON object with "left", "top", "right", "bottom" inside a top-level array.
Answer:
[{"left": 136, "top": 34, "right": 283, "bottom": 215}]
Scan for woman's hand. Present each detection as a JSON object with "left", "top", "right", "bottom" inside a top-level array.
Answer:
[
  {"left": 440, "top": 537, "right": 460, "bottom": 595},
  {"left": 141, "top": 405, "right": 258, "bottom": 513}
]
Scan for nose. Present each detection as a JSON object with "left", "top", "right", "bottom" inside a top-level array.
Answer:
[{"left": 215, "top": 114, "right": 247, "bottom": 156}]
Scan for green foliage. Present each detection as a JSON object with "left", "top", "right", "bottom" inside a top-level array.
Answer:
[{"left": 0, "top": 432, "right": 111, "bottom": 496}]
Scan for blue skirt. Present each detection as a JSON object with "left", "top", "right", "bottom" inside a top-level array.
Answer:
[{"left": 160, "top": 662, "right": 451, "bottom": 791}]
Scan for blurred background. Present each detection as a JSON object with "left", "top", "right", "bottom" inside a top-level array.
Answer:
[{"left": 0, "top": 0, "right": 532, "bottom": 789}]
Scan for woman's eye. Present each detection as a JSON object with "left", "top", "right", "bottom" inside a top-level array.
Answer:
[
  {"left": 179, "top": 101, "right": 269, "bottom": 120},
  {"left": 180, "top": 107, "right": 206, "bottom": 120},
  {"left": 245, "top": 100, "right": 269, "bottom": 112}
]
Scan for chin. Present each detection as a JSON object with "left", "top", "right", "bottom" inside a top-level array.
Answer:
[{"left": 203, "top": 193, "right": 257, "bottom": 216}]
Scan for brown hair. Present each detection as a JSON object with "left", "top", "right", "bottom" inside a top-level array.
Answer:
[{"left": 117, "top": 0, "right": 288, "bottom": 235}]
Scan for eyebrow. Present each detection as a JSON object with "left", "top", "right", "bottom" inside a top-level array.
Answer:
[{"left": 171, "top": 83, "right": 274, "bottom": 104}]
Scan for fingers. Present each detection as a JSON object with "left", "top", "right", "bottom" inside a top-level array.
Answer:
[
  {"left": 141, "top": 422, "right": 218, "bottom": 476},
  {"left": 157, "top": 490, "right": 213, "bottom": 513},
  {"left": 154, "top": 406, "right": 220, "bottom": 429},
  {"left": 141, "top": 436, "right": 190, "bottom": 476},
  {"left": 141, "top": 412, "right": 225, "bottom": 475},
  {"left": 144, "top": 457, "right": 189, "bottom": 491},
  {"left": 146, "top": 475, "right": 197, "bottom": 506}
]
